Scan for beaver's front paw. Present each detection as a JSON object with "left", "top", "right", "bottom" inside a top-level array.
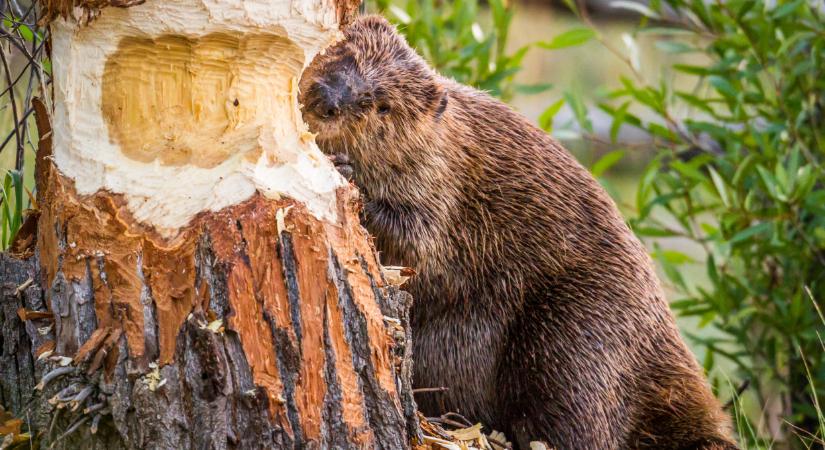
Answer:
[{"left": 330, "top": 153, "right": 354, "bottom": 181}]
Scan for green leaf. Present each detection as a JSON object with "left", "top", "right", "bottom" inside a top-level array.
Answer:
[
  {"left": 771, "top": 0, "right": 803, "bottom": 19},
  {"left": 514, "top": 82, "right": 553, "bottom": 95},
  {"left": 389, "top": 5, "right": 411, "bottom": 24},
  {"left": 563, "top": 89, "right": 592, "bottom": 132},
  {"left": 735, "top": 0, "right": 757, "bottom": 19},
  {"left": 703, "top": 348, "right": 715, "bottom": 373},
  {"left": 676, "top": 92, "right": 715, "bottom": 115},
  {"left": 609, "top": 0, "right": 661, "bottom": 18},
  {"left": 638, "top": 27, "right": 695, "bottom": 37},
  {"left": 756, "top": 165, "right": 784, "bottom": 201},
  {"left": 591, "top": 150, "right": 625, "bottom": 178},
  {"left": 538, "top": 98, "right": 565, "bottom": 132},
  {"left": 707, "top": 167, "right": 730, "bottom": 207},
  {"left": 636, "top": 159, "right": 661, "bottom": 216},
  {"left": 655, "top": 40, "right": 695, "bottom": 54},
  {"left": 609, "top": 102, "right": 630, "bottom": 143},
  {"left": 709, "top": 76, "right": 737, "bottom": 99},
  {"left": 791, "top": 165, "right": 817, "bottom": 201},
  {"left": 729, "top": 222, "right": 771, "bottom": 245},
  {"left": 731, "top": 153, "right": 756, "bottom": 187},
  {"left": 507, "top": 45, "right": 531, "bottom": 67},
  {"left": 658, "top": 252, "right": 688, "bottom": 291},
  {"left": 17, "top": 23, "right": 33, "bottom": 42},
  {"left": 706, "top": 253, "right": 720, "bottom": 285},
  {"left": 559, "top": 0, "right": 578, "bottom": 13},
  {"left": 672, "top": 298, "right": 700, "bottom": 310},
  {"left": 537, "top": 27, "right": 596, "bottom": 50},
  {"left": 673, "top": 64, "right": 711, "bottom": 76},
  {"left": 698, "top": 310, "right": 717, "bottom": 328},
  {"left": 671, "top": 160, "right": 707, "bottom": 183},
  {"left": 660, "top": 249, "right": 695, "bottom": 264}
]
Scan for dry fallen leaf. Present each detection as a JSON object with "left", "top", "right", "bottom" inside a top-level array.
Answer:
[{"left": 0, "top": 418, "right": 21, "bottom": 436}]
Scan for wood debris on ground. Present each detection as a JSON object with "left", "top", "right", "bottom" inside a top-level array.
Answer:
[
  {"left": 0, "top": 405, "right": 35, "bottom": 449},
  {"left": 416, "top": 415, "right": 555, "bottom": 450},
  {"left": 415, "top": 412, "right": 514, "bottom": 450}
]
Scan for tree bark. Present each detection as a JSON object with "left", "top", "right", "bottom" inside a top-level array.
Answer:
[{"left": 0, "top": 0, "right": 421, "bottom": 448}]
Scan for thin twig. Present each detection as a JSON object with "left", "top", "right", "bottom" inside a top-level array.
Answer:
[
  {"left": 0, "top": 37, "right": 47, "bottom": 97},
  {"left": 50, "top": 416, "right": 88, "bottom": 447},
  {"left": 0, "top": 105, "right": 33, "bottom": 152},
  {"left": 442, "top": 412, "right": 474, "bottom": 427},
  {"left": 723, "top": 378, "right": 750, "bottom": 410},
  {"left": 487, "top": 435, "right": 511, "bottom": 449},
  {"left": 0, "top": 42, "right": 23, "bottom": 165},
  {"left": 426, "top": 417, "right": 469, "bottom": 429},
  {"left": 16, "top": 4, "right": 40, "bottom": 171},
  {"left": 412, "top": 386, "right": 450, "bottom": 394},
  {"left": 18, "top": 39, "right": 37, "bottom": 170},
  {"left": 0, "top": 27, "right": 44, "bottom": 88}
]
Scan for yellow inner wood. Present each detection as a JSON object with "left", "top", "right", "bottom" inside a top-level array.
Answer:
[{"left": 102, "top": 33, "right": 302, "bottom": 168}]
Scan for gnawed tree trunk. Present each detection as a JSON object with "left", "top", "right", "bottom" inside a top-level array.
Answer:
[{"left": 0, "top": 0, "right": 421, "bottom": 448}]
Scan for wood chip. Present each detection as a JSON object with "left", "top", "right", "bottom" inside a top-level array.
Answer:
[
  {"left": 381, "top": 265, "right": 415, "bottom": 286},
  {"left": 35, "top": 341, "right": 55, "bottom": 359},
  {"left": 73, "top": 327, "right": 111, "bottom": 365},
  {"left": 445, "top": 423, "right": 483, "bottom": 441}
]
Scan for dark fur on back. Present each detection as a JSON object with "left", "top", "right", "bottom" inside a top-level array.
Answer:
[{"left": 300, "top": 16, "right": 737, "bottom": 450}]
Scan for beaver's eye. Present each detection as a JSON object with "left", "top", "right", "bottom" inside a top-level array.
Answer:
[
  {"left": 358, "top": 94, "right": 374, "bottom": 109},
  {"left": 377, "top": 104, "right": 391, "bottom": 115}
]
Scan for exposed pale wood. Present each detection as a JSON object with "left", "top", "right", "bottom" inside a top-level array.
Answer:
[{"left": 50, "top": 0, "right": 345, "bottom": 236}]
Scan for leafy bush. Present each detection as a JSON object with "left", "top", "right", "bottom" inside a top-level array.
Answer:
[
  {"left": 369, "top": 0, "right": 547, "bottom": 100},
  {"left": 552, "top": 0, "right": 825, "bottom": 447}
]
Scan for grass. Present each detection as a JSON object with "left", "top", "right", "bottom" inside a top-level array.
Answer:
[
  {"left": 0, "top": 64, "right": 39, "bottom": 251},
  {"left": 719, "top": 289, "right": 825, "bottom": 449},
  {"left": 0, "top": 168, "right": 26, "bottom": 249}
]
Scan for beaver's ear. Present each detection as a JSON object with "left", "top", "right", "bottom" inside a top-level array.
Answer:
[
  {"left": 422, "top": 81, "right": 447, "bottom": 118},
  {"left": 433, "top": 88, "right": 448, "bottom": 121}
]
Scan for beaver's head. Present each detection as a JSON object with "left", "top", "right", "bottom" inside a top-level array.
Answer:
[{"left": 299, "top": 15, "right": 445, "bottom": 158}]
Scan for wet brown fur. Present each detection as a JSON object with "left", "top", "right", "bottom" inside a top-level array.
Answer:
[{"left": 299, "top": 16, "right": 737, "bottom": 450}]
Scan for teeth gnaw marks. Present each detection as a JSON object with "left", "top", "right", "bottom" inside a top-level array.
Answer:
[
  {"left": 102, "top": 33, "right": 303, "bottom": 168},
  {"left": 52, "top": 0, "right": 345, "bottom": 236}
]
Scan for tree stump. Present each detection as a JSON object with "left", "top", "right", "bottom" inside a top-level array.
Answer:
[{"left": 0, "top": 0, "right": 420, "bottom": 448}]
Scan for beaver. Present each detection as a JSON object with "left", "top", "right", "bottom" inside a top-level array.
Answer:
[{"left": 299, "top": 15, "right": 737, "bottom": 450}]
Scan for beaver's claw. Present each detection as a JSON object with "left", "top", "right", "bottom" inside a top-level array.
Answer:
[{"left": 330, "top": 153, "right": 354, "bottom": 181}]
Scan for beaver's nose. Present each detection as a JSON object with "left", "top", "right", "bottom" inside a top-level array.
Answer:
[
  {"left": 316, "top": 74, "right": 355, "bottom": 119},
  {"left": 316, "top": 90, "right": 342, "bottom": 119},
  {"left": 311, "top": 70, "right": 374, "bottom": 120},
  {"left": 319, "top": 99, "right": 340, "bottom": 119}
]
